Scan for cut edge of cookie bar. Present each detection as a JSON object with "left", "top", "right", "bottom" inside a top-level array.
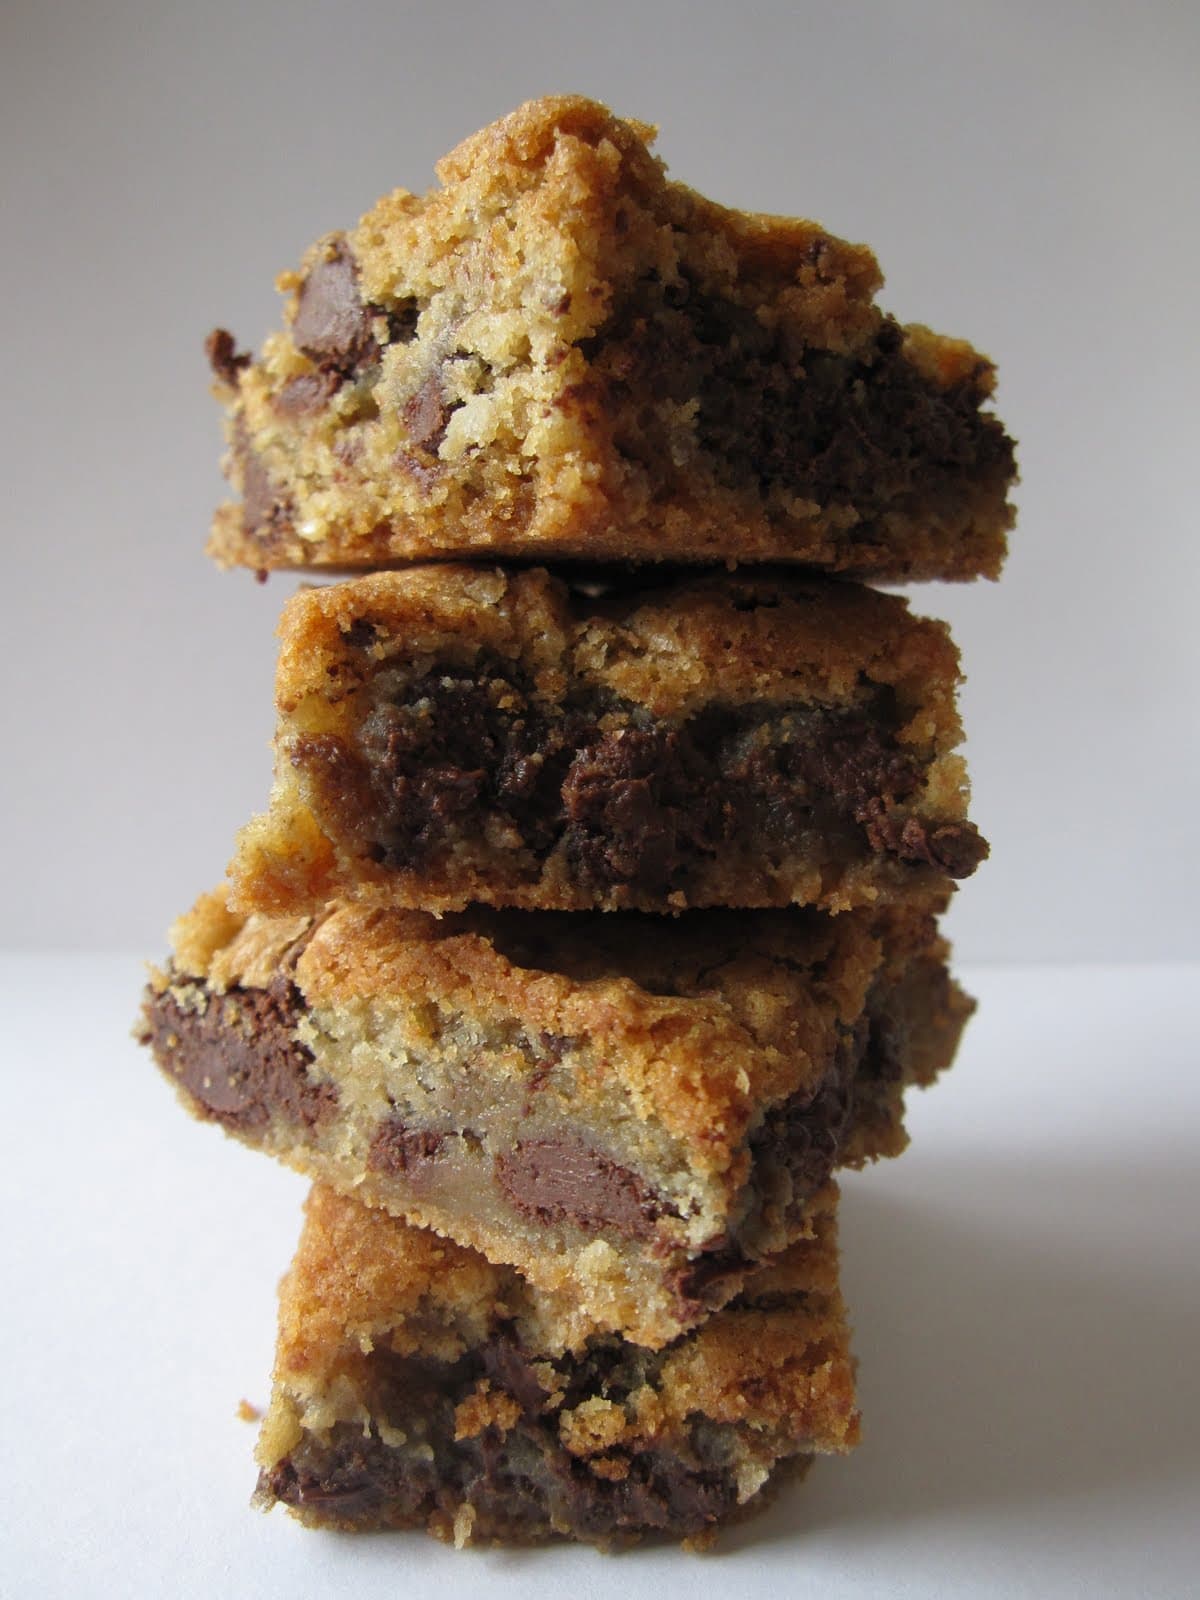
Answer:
[
  {"left": 253, "top": 1181, "right": 859, "bottom": 1548},
  {"left": 139, "top": 884, "right": 972, "bottom": 1348},
  {"left": 228, "top": 565, "right": 987, "bottom": 920},
  {"left": 207, "top": 95, "right": 1015, "bottom": 579}
]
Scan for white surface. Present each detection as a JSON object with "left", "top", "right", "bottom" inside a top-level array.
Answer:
[
  {"left": 3, "top": 1, "right": 1200, "bottom": 959},
  {"left": 2, "top": 955, "right": 1197, "bottom": 1597}
]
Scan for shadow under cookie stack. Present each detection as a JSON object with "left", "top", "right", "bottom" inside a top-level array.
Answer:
[{"left": 140, "top": 97, "right": 1014, "bottom": 1549}]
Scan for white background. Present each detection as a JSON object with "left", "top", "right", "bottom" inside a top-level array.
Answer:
[
  {"left": 2, "top": 6, "right": 1198, "bottom": 1597},
  {"left": 2, "top": 0, "right": 1198, "bottom": 960}
]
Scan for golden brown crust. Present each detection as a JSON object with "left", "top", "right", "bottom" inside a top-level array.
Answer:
[
  {"left": 268, "top": 1185, "right": 510, "bottom": 1374},
  {"left": 270, "top": 564, "right": 961, "bottom": 716},
  {"left": 208, "top": 95, "right": 1014, "bottom": 578}
]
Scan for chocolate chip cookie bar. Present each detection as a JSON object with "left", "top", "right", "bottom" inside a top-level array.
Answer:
[
  {"left": 207, "top": 95, "right": 1015, "bottom": 578},
  {"left": 140, "top": 884, "right": 971, "bottom": 1346},
  {"left": 229, "top": 565, "right": 987, "bottom": 919},
  {"left": 254, "top": 1181, "right": 858, "bottom": 1547}
]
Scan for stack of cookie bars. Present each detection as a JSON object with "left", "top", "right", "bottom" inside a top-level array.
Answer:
[{"left": 140, "top": 97, "right": 1014, "bottom": 1548}]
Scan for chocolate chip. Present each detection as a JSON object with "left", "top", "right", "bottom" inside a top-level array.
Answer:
[
  {"left": 367, "top": 1117, "right": 446, "bottom": 1176},
  {"left": 562, "top": 727, "right": 720, "bottom": 892},
  {"left": 403, "top": 372, "right": 449, "bottom": 451},
  {"left": 275, "top": 371, "right": 341, "bottom": 416},
  {"left": 925, "top": 822, "right": 989, "bottom": 876},
  {"left": 393, "top": 451, "right": 442, "bottom": 491},
  {"left": 235, "top": 423, "right": 294, "bottom": 536},
  {"left": 292, "top": 240, "right": 380, "bottom": 376},
  {"left": 535, "top": 1031, "right": 574, "bottom": 1064},
  {"left": 205, "top": 327, "right": 250, "bottom": 386},
  {"left": 674, "top": 1024, "right": 865, "bottom": 1312},
  {"left": 494, "top": 1136, "right": 671, "bottom": 1240},
  {"left": 262, "top": 1454, "right": 385, "bottom": 1519},
  {"left": 747, "top": 1041, "right": 859, "bottom": 1220},
  {"left": 480, "top": 1333, "right": 551, "bottom": 1417},
  {"left": 386, "top": 300, "right": 420, "bottom": 343},
  {"left": 142, "top": 979, "right": 337, "bottom": 1134},
  {"left": 862, "top": 807, "right": 988, "bottom": 877}
]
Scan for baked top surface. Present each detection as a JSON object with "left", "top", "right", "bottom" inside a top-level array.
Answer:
[
  {"left": 207, "top": 95, "right": 1015, "bottom": 577},
  {"left": 271, "top": 564, "right": 967, "bottom": 713}
]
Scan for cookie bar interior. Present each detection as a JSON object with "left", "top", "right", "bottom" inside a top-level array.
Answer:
[
  {"left": 231, "top": 565, "right": 987, "bottom": 919},
  {"left": 208, "top": 96, "right": 1015, "bottom": 577},
  {"left": 141, "top": 885, "right": 972, "bottom": 1346},
  {"left": 255, "top": 1182, "right": 858, "bottom": 1546}
]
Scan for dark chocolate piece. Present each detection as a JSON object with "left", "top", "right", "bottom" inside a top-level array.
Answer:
[
  {"left": 234, "top": 422, "right": 295, "bottom": 539},
  {"left": 327, "top": 663, "right": 987, "bottom": 893},
  {"left": 205, "top": 327, "right": 250, "bottom": 387},
  {"left": 291, "top": 241, "right": 420, "bottom": 381},
  {"left": 587, "top": 286, "right": 1015, "bottom": 518},
  {"left": 261, "top": 1335, "right": 742, "bottom": 1540},
  {"left": 402, "top": 371, "right": 451, "bottom": 451},
  {"left": 367, "top": 1117, "right": 447, "bottom": 1176},
  {"left": 292, "top": 243, "right": 380, "bottom": 377},
  {"left": 494, "top": 1136, "right": 673, "bottom": 1241},
  {"left": 262, "top": 1419, "right": 740, "bottom": 1540},
  {"left": 140, "top": 981, "right": 336, "bottom": 1133},
  {"left": 275, "top": 371, "right": 341, "bottom": 416}
]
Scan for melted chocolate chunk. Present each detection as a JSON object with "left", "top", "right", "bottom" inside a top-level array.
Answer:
[
  {"left": 494, "top": 1136, "right": 671, "bottom": 1241},
  {"left": 263, "top": 1419, "right": 739, "bottom": 1539},
  {"left": 291, "top": 240, "right": 419, "bottom": 381},
  {"left": 541, "top": 1445, "right": 735, "bottom": 1538},
  {"left": 392, "top": 450, "right": 443, "bottom": 491},
  {"left": 142, "top": 979, "right": 336, "bottom": 1133},
  {"left": 403, "top": 371, "right": 450, "bottom": 451},
  {"left": 674, "top": 1241, "right": 754, "bottom": 1307},
  {"left": 675, "top": 1025, "right": 864, "bottom": 1311},
  {"left": 234, "top": 421, "right": 294, "bottom": 538},
  {"left": 748, "top": 1031, "right": 861, "bottom": 1220},
  {"left": 367, "top": 1116, "right": 446, "bottom": 1176},
  {"left": 860, "top": 1005, "right": 906, "bottom": 1085},
  {"left": 480, "top": 1332, "right": 551, "bottom": 1416},
  {"left": 561, "top": 727, "right": 723, "bottom": 893},
  {"left": 863, "top": 812, "right": 989, "bottom": 876},
  {"left": 305, "top": 657, "right": 983, "bottom": 895},
  {"left": 292, "top": 242, "right": 381, "bottom": 376},
  {"left": 353, "top": 661, "right": 591, "bottom": 862},
  {"left": 275, "top": 371, "right": 341, "bottom": 416},
  {"left": 261, "top": 1333, "right": 743, "bottom": 1541},
  {"left": 585, "top": 273, "right": 1015, "bottom": 515},
  {"left": 342, "top": 617, "right": 381, "bottom": 650},
  {"left": 534, "top": 1030, "right": 575, "bottom": 1064}
]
